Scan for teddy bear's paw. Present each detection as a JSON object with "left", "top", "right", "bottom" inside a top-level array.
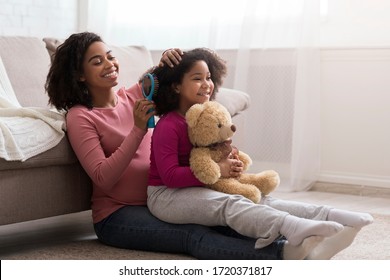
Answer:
[
  {"left": 249, "top": 193, "right": 261, "bottom": 203},
  {"left": 237, "top": 151, "right": 252, "bottom": 170},
  {"left": 259, "top": 170, "right": 280, "bottom": 188},
  {"left": 238, "top": 186, "right": 261, "bottom": 203},
  {"left": 211, "top": 180, "right": 261, "bottom": 203},
  {"left": 194, "top": 169, "right": 221, "bottom": 185},
  {"left": 242, "top": 170, "right": 280, "bottom": 196}
]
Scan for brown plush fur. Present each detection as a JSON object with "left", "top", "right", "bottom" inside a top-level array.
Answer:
[{"left": 186, "top": 101, "right": 280, "bottom": 203}]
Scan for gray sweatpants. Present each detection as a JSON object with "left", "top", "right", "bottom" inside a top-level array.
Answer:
[{"left": 147, "top": 186, "right": 331, "bottom": 249}]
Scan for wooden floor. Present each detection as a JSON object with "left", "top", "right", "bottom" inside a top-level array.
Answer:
[{"left": 1, "top": 190, "right": 389, "bottom": 258}]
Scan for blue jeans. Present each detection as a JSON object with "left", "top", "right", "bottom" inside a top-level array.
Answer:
[{"left": 94, "top": 205, "right": 285, "bottom": 260}]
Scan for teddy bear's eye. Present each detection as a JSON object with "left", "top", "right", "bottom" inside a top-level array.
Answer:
[{"left": 218, "top": 124, "right": 222, "bottom": 128}]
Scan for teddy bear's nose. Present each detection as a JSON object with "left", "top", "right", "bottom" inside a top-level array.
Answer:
[{"left": 231, "top": 125, "right": 236, "bottom": 132}]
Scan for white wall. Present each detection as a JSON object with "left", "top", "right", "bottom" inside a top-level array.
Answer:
[
  {"left": 322, "top": 0, "right": 390, "bottom": 48},
  {"left": 319, "top": 48, "right": 390, "bottom": 188},
  {"left": 0, "top": 0, "right": 78, "bottom": 38},
  {"left": 321, "top": 0, "right": 390, "bottom": 189}
]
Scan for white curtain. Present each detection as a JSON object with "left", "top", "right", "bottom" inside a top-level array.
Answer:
[{"left": 84, "top": 0, "right": 322, "bottom": 191}]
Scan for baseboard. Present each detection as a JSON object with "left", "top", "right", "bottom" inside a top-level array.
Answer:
[
  {"left": 310, "top": 181, "right": 390, "bottom": 199},
  {"left": 318, "top": 171, "right": 390, "bottom": 189}
]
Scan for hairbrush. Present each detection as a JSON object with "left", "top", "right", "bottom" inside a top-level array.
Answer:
[{"left": 141, "top": 73, "right": 159, "bottom": 128}]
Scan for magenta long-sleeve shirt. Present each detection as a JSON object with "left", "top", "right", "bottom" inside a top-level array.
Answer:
[
  {"left": 148, "top": 111, "right": 204, "bottom": 188},
  {"left": 66, "top": 84, "right": 152, "bottom": 223}
]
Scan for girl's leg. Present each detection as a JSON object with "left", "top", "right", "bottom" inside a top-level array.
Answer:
[
  {"left": 94, "top": 205, "right": 286, "bottom": 259},
  {"left": 147, "top": 186, "right": 342, "bottom": 249},
  {"left": 260, "top": 196, "right": 373, "bottom": 228},
  {"left": 327, "top": 209, "right": 373, "bottom": 228},
  {"left": 260, "top": 195, "right": 331, "bottom": 221}
]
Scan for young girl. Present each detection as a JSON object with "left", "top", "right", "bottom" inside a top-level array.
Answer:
[
  {"left": 45, "top": 31, "right": 325, "bottom": 260},
  {"left": 147, "top": 48, "right": 373, "bottom": 259}
]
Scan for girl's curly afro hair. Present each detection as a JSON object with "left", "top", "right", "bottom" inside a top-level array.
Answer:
[{"left": 140, "top": 48, "right": 227, "bottom": 116}]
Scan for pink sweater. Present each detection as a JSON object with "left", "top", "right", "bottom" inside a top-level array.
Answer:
[
  {"left": 148, "top": 111, "right": 204, "bottom": 188},
  {"left": 66, "top": 84, "right": 152, "bottom": 223}
]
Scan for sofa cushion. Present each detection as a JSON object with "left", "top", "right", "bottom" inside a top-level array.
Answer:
[
  {"left": 42, "top": 37, "right": 63, "bottom": 60},
  {"left": 0, "top": 37, "right": 51, "bottom": 108},
  {"left": 216, "top": 87, "right": 251, "bottom": 116},
  {"left": 110, "top": 45, "right": 154, "bottom": 88},
  {"left": 0, "top": 137, "right": 78, "bottom": 171}
]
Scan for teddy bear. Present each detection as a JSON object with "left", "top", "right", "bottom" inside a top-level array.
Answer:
[{"left": 185, "top": 101, "right": 280, "bottom": 203}]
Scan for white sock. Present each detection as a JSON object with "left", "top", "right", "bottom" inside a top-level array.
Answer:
[
  {"left": 306, "top": 226, "right": 359, "bottom": 260},
  {"left": 283, "top": 236, "right": 324, "bottom": 260},
  {"left": 280, "top": 215, "right": 343, "bottom": 246},
  {"left": 327, "top": 209, "right": 373, "bottom": 228}
]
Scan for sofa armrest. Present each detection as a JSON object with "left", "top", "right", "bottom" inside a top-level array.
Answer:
[{"left": 215, "top": 87, "right": 251, "bottom": 117}]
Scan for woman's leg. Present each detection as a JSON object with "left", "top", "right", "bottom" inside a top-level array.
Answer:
[
  {"left": 94, "top": 205, "right": 286, "bottom": 259},
  {"left": 306, "top": 226, "right": 359, "bottom": 260},
  {"left": 213, "top": 227, "right": 325, "bottom": 260},
  {"left": 147, "top": 186, "right": 342, "bottom": 249}
]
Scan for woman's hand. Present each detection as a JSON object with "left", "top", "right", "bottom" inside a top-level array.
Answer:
[
  {"left": 159, "top": 48, "right": 184, "bottom": 67},
  {"left": 218, "top": 158, "right": 244, "bottom": 178},
  {"left": 134, "top": 99, "right": 155, "bottom": 130}
]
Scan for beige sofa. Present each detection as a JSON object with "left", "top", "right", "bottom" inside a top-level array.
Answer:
[{"left": 0, "top": 36, "right": 250, "bottom": 226}]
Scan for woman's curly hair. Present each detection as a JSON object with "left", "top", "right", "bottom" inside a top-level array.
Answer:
[
  {"left": 142, "top": 48, "right": 227, "bottom": 116},
  {"left": 45, "top": 32, "right": 103, "bottom": 111}
]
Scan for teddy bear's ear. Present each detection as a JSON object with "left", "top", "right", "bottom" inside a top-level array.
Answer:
[{"left": 185, "top": 103, "right": 205, "bottom": 128}]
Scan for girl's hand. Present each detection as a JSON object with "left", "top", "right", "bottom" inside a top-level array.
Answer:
[
  {"left": 218, "top": 158, "right": 244, "bottom": 178},
  {"left": 134, "top": 99, "right": 155, "bottom": 130},
  {"left": 159, "top": 48, "right": 184, "bottom": 67}
]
